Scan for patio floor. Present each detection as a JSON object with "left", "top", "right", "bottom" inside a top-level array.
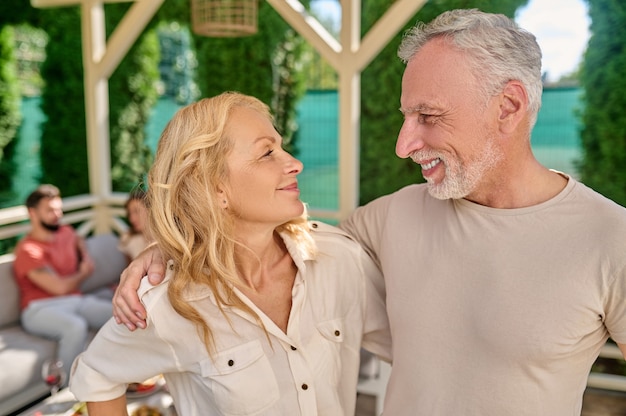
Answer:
[{"left": 582, "top": 388, "right": 626, "bottom": 416}]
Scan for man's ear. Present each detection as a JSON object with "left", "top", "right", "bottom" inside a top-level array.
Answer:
[{"left": 498, "top": 80, "right": 528, "bottom": 134}]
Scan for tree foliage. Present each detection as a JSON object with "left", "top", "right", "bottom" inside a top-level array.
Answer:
[
  {"left": 0, "top": 26, "right": 21, "bottom": 163},
  {"left": 0, "top": 25, "right": 21, "bottom": 204},
  {"left": 194, "top": 3, "right": 288, "bottom": 101},
  {"left": 0, "top": 2, "right": 43, "bottom": 207},
  {"left": 578, "top": 0, "right": 626, "bottom": 206},
  {"left": 106, "top": 3, "right": 160, "bottom": 192},
  {"left": 272, "top": 29, "right": 306, "bottom": 152},
  {"left": 39, "top": 7, "right": 89, "bottom": 196},
  {"left": 158, "top": 22, "right": 199, "bottom": 105},
  {"left": 0, "top": 0, "right": 40, "bottom": 26},
  {"left": 14, "top": 25, "right": 48, "bottom": 97},
  {"left": 35, "top": 3, "right": 162, "bottom": 196},
  {"left": 359, "top": 0, "right": 529, "bottom": 204}
]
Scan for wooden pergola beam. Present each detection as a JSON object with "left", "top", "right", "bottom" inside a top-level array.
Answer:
[{"left": 31, "top": 0, "right": 130, "bottom": 6}]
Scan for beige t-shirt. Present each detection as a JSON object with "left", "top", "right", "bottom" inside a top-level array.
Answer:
[
  {"left": 341, "top": 177, "right": 626, "bottom": 415},
  {"left": 71, "top": 222, "right": 391, "bottom": 416}
]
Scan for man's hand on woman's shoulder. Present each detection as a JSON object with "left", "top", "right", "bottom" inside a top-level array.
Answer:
[{"left": 113, "top": 245, "right": 166, "bottom": 330}]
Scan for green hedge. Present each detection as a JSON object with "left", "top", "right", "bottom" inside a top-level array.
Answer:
[
  {"left": 0, "top": 25, "right": 21, "bottom": 204},
  {"left": 579, "top": 0, "right": 626, "bottom": 206}
]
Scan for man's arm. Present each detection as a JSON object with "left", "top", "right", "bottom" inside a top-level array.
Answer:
[
  {"left": 27, "top": 263, "right": 91, "bottom": 296},
  {"left": 338, "top": 196, "right": 391, "bottom": 271},
  {"left": 76, "top": 235, "right": 93, "bottom": 263},
  {"left": 86, "top": 395, "right": 127, "bottom": 416},
  {"left": 113, "top": 245, "right": 165, "bottom": 330}
]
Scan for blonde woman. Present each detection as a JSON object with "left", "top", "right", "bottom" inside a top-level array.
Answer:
[{"left": 69, "top": 92, "right": 391, "bottom": 416}]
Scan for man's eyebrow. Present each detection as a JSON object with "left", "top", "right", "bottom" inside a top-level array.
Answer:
[{"left": 399, "top": 104, "right": 438, "bottom": 114}]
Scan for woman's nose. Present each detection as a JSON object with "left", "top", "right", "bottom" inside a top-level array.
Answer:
[{"left": 286, "top": 153, "right": 303, "bottom": 175}]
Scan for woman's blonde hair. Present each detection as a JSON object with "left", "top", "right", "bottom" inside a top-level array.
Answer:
[{"left": 148, "top": 92, "right": 313, "bottom": 355}]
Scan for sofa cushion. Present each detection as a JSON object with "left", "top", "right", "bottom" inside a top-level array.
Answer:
[
  {"left": 0, "top": 254, "right": 19, "bottom": 328},
  {"left": 0, "top": 325, "right": 56, "bottom": 403},
  {"left": 80, "top": 233, "right": 127, "bottom": 293}
]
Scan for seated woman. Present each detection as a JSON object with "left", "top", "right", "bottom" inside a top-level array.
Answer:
[
  {"left": 118, "top": 187, "right": 153, "bottom": 261},
  {"left": 69, "top": 92, "right": 391, "bottom": 416}
]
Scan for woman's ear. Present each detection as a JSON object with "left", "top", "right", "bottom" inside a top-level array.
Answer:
[{"left": 498, "top": 80, "right": 528, "bottom": 134}]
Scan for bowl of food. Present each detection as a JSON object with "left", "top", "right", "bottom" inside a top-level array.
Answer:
[
  {"left": 126, "top": 375, "right": 165, "bottom": 398},
  {"left": 129, "top": 404, "right": 163, "bottom": 416},
  {"left": 127, "top": 391, "right": 174, "bottom": 416}
]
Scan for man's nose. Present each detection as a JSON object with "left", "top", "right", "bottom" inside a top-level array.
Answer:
[{"left": 396, "top": 121, "right": 424, "bottom": 158}]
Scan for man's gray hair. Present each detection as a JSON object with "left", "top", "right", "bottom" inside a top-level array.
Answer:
[{"left": 398, "top": 9, "right": 543, "bottom": 128}]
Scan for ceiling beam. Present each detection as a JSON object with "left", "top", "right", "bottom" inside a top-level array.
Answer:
[
  {"left": 266, "top": 0, "right": 341, "bottom": 70},
  {"left": 31, "top": 0, "right": 131, "bottom": 6},
  {"left": 97, "top": 0, "right": 165, "bottom": 78},
  {"left": 356, "top": 0, "right": 427, "bottom": 71}
]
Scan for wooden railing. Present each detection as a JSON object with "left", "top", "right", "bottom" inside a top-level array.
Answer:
[
  {"left": 0, "top": 193, "right": 129, "bottom": 241},
  {"left": 1, "top": 193, "right": 625, "bottom": 392},
  {"left": 588, "top": 343, "right": 626, "bottom": 391}
]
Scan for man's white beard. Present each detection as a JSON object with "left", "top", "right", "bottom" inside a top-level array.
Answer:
[{"left": 425, "top": 135, "right": 502, "bottom": 200}]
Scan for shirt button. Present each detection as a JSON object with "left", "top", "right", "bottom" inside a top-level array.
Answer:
[
  {"left": 334, "top": 330, "right": 340, "bottom": 336},
  {"left": 301, "top": 383, "right": 308, "bottom": 390},
  {"left": 311, "top": 222, "right": 318, "bottom": 228},
  {"left": 228, "top": 359, "right": 234, "bottom": 366},
  {"left": 290, "top": 345, "right": 297, "bottom": 351}
]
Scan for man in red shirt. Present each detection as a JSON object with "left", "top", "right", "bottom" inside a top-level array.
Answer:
[{"left": 13, "top": 184, "right": 112, "bottom": 378}]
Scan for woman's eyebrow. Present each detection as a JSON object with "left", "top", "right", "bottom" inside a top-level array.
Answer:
[{"left": 254, "top": 135, "right": 281, "bottom": 146}]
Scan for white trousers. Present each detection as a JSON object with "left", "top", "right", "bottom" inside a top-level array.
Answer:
[{"left": 22, "top": 294, "right": 112, "bottom": 380}]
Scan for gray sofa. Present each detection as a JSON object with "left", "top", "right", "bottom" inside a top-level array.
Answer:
[{"left": 0, "top": 233, "right": 127, "bottom": 415}]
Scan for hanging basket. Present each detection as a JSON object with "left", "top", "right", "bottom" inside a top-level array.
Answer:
[{"left": 191, "top": 0, "right": 258, "bottom": 37}]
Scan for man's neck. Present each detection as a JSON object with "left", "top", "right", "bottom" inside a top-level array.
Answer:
[
  {"left": 464, "top": 160, "right": 569, "bottom": 209},
  {"left": 29, "top": 225, "right": 57, "bottom": 242}
]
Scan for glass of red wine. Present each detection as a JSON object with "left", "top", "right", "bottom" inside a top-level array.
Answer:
[{"left": 41, "top": 359, "right": 66, "bottom": 396}]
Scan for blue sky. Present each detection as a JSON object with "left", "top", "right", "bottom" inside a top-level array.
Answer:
[
  {"left": 310, "top": 0, "right": 591, "bottom": 82},
  {"left": 516, "top": 0, "right": 590, "bottom": 81}
]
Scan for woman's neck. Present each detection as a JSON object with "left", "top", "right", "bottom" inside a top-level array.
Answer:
[{"left": 234, "top": 230, "right": 290, "bottom": 290}]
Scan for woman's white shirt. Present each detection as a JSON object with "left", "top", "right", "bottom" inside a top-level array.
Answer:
[{"left": 70, "top": 222, "right": 391, "bottom": 416}]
